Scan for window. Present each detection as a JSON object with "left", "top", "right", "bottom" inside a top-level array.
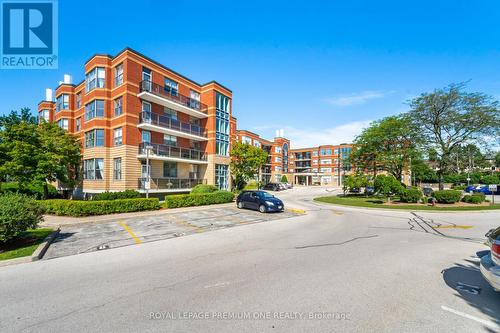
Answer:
[
  {"left": 114, "top": 127, "right": 122, "bottom": 146},
  {"left": 312, "top": 160, "right": 318, "bottom": 165},
  {"left": 320, "top": 167, "right": 332, "bottom": 173},
  {"left": 334, "top": 149, "right": 339, "bottom": 155},
  {"left": 164, "top": 78, "right": 178, "bottom": 96},
  {"left": 56, "top": 94, "right": 69, "bottom": 112},
  {"left": 113, "top": 158, "right": 122, "bottom": 180},
  {"left": 85, "top": 100, "right": 105, "bottom": 121},
  {"left": 75, "top": 118, "right": 81, "bottom": 132},
  {"left": 163, "top": 162, "right": 177, "bottom": 178},
  {"left": 275, "top": 156, "right": 282, "bottom": 163},
  {"left": 320, "top": 159, "right": 331, "bottom": 164},
  {"left": 85, "top": 129, "right": 104, "bottom": 148},
  {"left": 189, "top": 90, "right": 200, "bottom": 109},
  {"left": 76, "top": 93, "right": 82, "bottom": 108},
  {"left": 163, "top": 134, "right": 177, "bottom": 146},
  {"left": 321, "top": 176, "right": 332, "bottom": 183},
  {"left": 114, "top": 63, "right": 123, "bottom": 86},
  {"left": 313, "top": 151, "right": 319, "bottom": 157},
  {"left": 142, "top": 101, "right": 151, "bottom": 115},
  {"left": 215, "top": 164, "right": 229, "bottom": 190},
  {"left": 142, "top": 67, "right": 152, "bottom": 91},
  {"left": 114, "top": 97, "right": 122, "bottom": 116},
  {"left": 83, "top": 158, "right": 104, "bottom": 180},
  {"left": 141, "top": 130, "right": 151, "bottom": 143},
  {"left": 320, "top": 149, "right": 332, "bottom": 156},
  {"left": 275, "top": 146, "right": 282, "bottom": 153},
  {"left": 215, "top": 93, "right": 230, "bottom": 156},
  {"left": 39, "top": 109, "right": 49, "bottom": 122},
  {"left": 85, "top": 67, "right": 105, "bottom": 92},
  {"left": 275, "top": 166, "right": 282, "bottom": 172},
  {"left": 57, "top": 118, "right": 68, "bottom": 130},
  {"left": 254, "top": 141, "right": 261, "bottom": 148},
  {"left": 241, "top": 136, "right": 252, "bottom": 144},
  {"left": 164, "top": 107, "right": 177, "bottom": 120}
]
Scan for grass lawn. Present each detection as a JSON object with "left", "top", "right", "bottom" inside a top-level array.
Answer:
[
  {"left": 314, "top": 195, "right": 500, "bottom": 211},
  {"left": 0, "top": 228, "right": 54, "bottom": 261}
]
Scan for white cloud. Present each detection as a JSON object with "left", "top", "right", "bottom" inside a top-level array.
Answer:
[
  {"left": 282, "top": 120, "right": 372, "bottom": 149},
  {"left": 326, "top": 90, "right": 395, "bottom": 106}
]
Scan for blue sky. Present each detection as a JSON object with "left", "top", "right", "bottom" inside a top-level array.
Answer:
[{"left": 1, "top": 0, "right": 500, "bottom": 148}]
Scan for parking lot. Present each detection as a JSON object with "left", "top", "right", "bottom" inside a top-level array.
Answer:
[{"left": 44, "top": 206, "right": 301, "bottom": 259}]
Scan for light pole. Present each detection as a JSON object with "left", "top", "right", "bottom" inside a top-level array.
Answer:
[{"left": 145, "top": 145, "right": 153, "bottom": 198}]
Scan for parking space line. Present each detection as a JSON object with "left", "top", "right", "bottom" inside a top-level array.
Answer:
[
  {"left": 441, "top": 305, "right": 499, "bottom": 330},
  {"left": 119, "top": 221, "right": 142, "bottom": 244},
  {"left": 174, "top": 218, "right": 205, "bottom": 233},
  {"left": 433, "top": 225, "right": 473, "bottom": 229}
]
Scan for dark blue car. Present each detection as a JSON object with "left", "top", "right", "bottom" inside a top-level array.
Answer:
[
  {"left": 474, "top": 185, "right": 500, "bottom": 195},
  {"left": 236, "top": 190, "right": 284, "bottom": 213}
]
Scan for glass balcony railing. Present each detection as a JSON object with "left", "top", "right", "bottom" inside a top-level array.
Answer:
[
  {"left": 139, "top": 80, "right": 208, "bottom": 113},
  {"left": 138, "top": 142, "right": 207, "bottom": 162},
  {"left": 139, "top": 111, "right": 207, "bottom": 138},
  {"left": 138, "top": 177, "right": 206, "bottom": 191}
]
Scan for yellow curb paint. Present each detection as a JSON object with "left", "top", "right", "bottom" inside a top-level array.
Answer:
[
  {"left": 433, "top": 225, "right": 473, "bottom": 229},
  {"left": 119, "top": 221, "right": 142, "bottom": 244},
  {"left": 287, "top": 208, "right": 306, "bottom": 214}
]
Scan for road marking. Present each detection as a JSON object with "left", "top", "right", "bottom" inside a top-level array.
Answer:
[
  {"left": 441, "top": 306, "right": 499, "bottom": 330},
  {"left": 119, "top": 221, "right": 142, "bottom": 244},
  {"left": 433, "top": 225, "right": 473, "bottom": 229},
  {"left": 287, "top": 208, "right": 306, "bottom": 214},
  {"left": 175, "top": 219, "right": 204, "bottom": 233},
  {"left": 331, "top": 209, "right": 344, "bottom": 215}
]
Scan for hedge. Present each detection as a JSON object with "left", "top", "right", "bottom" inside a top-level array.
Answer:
[
  {"left": 40, "top": 198, "right": 160, "bottom": 216},
  {"left": 93, "top": 189, "right": 141, "bottom": 201},
  {"left": 399, "top": 188, "right": 423, "bottom": 203},
  {"left": 462, "top": 193, "right": 486, "bottom": 204},
  {"left": 432, "top": 190, "right": 462, "bottom": 204},
  {"left": 0, "top": 193, "right": 44, "bottom": 242},
  {"left": 190, "top": 184, "right": 218, "bottom": 194},
  {"left": 164, "top": 191, "right": 235, "bottom": 208},
  {"left": 0, "top": 181, "right": 59, "bottom": 200}
]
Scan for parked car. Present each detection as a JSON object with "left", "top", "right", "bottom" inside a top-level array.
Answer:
[
  {"left": 278, "top": 183, "right": 288, "bottom": 191},
  {"left": 284, "top": 182, "right": 293, "bottom": 189},
  {"left": 479, "top": 226, "right": 500, "bottom": 292},
  {"left": 349, "top": 187, "right": 360, "bottom": 194},
  {"left": 236, "top": 190, "right": 284, "bottom": 213},
  {"left": 365, "top": 186, "right": 375, "bottom": 195},
  {"left": 474, "top": 185, "right": 500, "bottom": 195},
  {"left": 422, "top": 187, "right": 433, "bottom": 196},
  {"left": 465, "top": 185, "right": 477, "bottom": 193},
  {"left": 263, "top": 183, "right": 282, "bottom": 191}
]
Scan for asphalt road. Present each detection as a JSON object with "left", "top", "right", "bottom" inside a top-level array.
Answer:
[{"left": 1, "top": 187, "right": 499, "bottom": 332}]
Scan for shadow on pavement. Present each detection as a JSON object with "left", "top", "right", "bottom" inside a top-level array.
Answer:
[{"left": 442, "top": 259, "right": 500, "bottom": 330}]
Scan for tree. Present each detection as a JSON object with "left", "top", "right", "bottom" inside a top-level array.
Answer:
[
  {"left": 351, "top": 115, "right": 421, "bottom": 181},
  {"left": 230, "top": 142, "right": 268, "bottom": 191},
  {"left": 448, "top": 143, "right": 489, "bottom": 173},
  {"left": 374, "top": 174, "right": 404, "bottom": 202},
  {"left": 343, "top": 173, "right": 368, "bottom": 195},
  {"left": 0, "top": 107, "right": 37, "bottom": 129},
  {"left": 408, "top": 83, "right": 500, "bottom": 190},
  {"left": 495, "top": 152, "right": 500, "bottom": 168},
  {"left": 280, "top": 175, "right": 288, "bottom": 183}
]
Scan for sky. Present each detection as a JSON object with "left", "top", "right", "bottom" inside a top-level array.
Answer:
[{"left": 1, "top": 0, "right": 500, "bottom": 148}]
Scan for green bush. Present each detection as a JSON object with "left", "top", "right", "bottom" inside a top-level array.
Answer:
[
  {"left": 399, "top": 188, "right": 423, "bottom": 203},
  {"left": 280, "top": 175, "right": 288, "bottom": 183},
  {"left": 374, "top": 175, "right": 404, "bottom": 198},
  {"left": 244, "top": 181, "right": 259, "bottom": 190},
  {"left": 451, "top": 185, "right": 466, "bottom": 191},
  {"left": 462, "top": 193, "right": 486, "bottom": 204},
  {"left": 40, "top": 198, "right": 160, "bottom": 217},
  {"left": 93, "top": 189, "right": 141, "bottom": 201},
  {"left": 0, "top": 193, "right": 44, "bottom": 242},
  {"left": 0, "top": 181, "right": 59, "bottom": 199},
  {"left": 164, "top": 191, "right": 235, "bottom": 208},
  {"left": 432, "top": 190, "right": 462, "bottom": 204},
  {"left": 190, "top": 184, "right": 218, "bottom": 194}
]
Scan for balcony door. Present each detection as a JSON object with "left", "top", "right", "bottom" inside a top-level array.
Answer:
[{"left": 142, "top": 67, "right": 152, "bottom": 91}]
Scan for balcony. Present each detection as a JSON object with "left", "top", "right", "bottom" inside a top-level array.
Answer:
[
  {"left": 138, "top": 80, "right": 208, "bottom": 118},
  {"left": 138, "top": 177, "right": 206, "bottom": 193},
  {"left": 138, "top": 142, "right": 208, "bottom": 164},
  {"left": 137, "top": 111, "right": 208, "bottom": 141}
]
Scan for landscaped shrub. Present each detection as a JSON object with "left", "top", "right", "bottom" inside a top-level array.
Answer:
[
  {"left": 451, "top": 184, "right": 466, "bottom": 191},
  {"left": 40, "top": 198, "right": 160, "bottom": 216},
  {"left": 399, "top": 188, "right": 423, "bottom": 203},
  {"left": 93, "top": 189, "right": 141, "bottom": 201},
  {"left": 0, "top": 193, "right": 44, "bottom": 242},
  {"left": 280, "top": 175, "right": 288, "bottom": 183},
  {"left": 244, "top": 181, "right": 259, "bottom": 190},
  {"left": 0, "top": 181, "right": 59, "bottom": 199},
  {"left": 190, "top": 184, "right": 218, "bottom": 194},
  {"left": 432, "top": 190, "right": 462, "bottom": 204},
  {"left": 462, "top": 193, "right": 486, "bottom": 204},
  {"left": 164, "top": 191, "right": 235, "bottom": 208}
]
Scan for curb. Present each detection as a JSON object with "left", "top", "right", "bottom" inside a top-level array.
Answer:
[
  {"left": 0, "top": 228, "right": 60, "bottom": 268},
  {"left": 31, "top": 228, "right": 60, "bottom": 261}
]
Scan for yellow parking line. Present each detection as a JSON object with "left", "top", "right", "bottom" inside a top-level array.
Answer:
[
  {"left": 175, "top": 218, "right": 205, "bottom": 233},
  {"left": 433, "top": 225, "right": 473, "bottom": 229},
  {"left": 287, "top": 208, "right": 306, "bottom": 214},
  {"left": 119, "top": 221, "right": 142, "bottom": 244}
]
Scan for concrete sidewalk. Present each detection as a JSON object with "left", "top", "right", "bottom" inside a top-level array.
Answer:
[{"left": 41, "top": 202, "right": 235, "bottom": 228}]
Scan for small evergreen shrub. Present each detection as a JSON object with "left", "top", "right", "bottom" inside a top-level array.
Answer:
[
  {"left": 93, "top": 189, "right": 141, "bottom": 201},
  {"left": 190, "top": 184, "right": 218, "bottom": 194},
  {"left": 0, "top": 193, "right": 44, "bottom": 242},
  {"left": 432, "top": 190, "right": 462, "bottom": 204},
  {"left": 164, "top": 191, "right": 235, "bottom": 208},
  {"left": 40, "top": 198, "right": 160, "bottom": 216},
  {"left": 399, "top": 188, "right": 423, "bottom": 203},
  {"left": 462, "top": 193, "right": 486, "bottom": 204}
]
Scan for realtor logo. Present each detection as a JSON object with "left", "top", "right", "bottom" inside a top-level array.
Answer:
[{"left": 1, "top": 0, "right": 58, "bottom": 69}]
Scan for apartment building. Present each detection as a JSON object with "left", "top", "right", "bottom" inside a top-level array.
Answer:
[{"left": 38, "top": 48, "right": 233, "bottom": 195}]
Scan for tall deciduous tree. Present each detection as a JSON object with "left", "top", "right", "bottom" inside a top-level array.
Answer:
[
  {"left": 408, "top": 83, "right": 500, "bottom": 190},
  {"left": 351, "top": 115, "right": 421, "bottom": 181},
  {"left": 230, "top": 142, "right": 268, "bottom": 190}
]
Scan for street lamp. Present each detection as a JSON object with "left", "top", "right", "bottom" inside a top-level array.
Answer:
[{"left": 145, "top": 145, "right": 154, "bottom": 198}]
